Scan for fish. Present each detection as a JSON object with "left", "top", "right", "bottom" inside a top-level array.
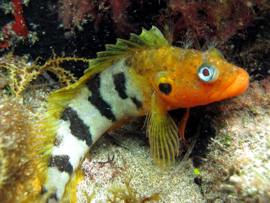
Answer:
[{"left": 40, "top": 26, "right": 249, "bottom": 202}]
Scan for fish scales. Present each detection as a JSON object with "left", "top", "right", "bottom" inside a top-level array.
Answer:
[
  {"left": 37, "top": 26, "right": 249, "bottom": 202},
  {"left": 44, "top": 60, "right": 145, "bottom": 201}
]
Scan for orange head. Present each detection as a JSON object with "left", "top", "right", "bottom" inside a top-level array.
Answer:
[{"left": 150, "top": 47, "right": 249, "bottom": 109}]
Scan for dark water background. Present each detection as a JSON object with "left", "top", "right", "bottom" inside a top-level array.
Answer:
[{"left": 0, "top": 0, "right": 269, "bottom": 79}]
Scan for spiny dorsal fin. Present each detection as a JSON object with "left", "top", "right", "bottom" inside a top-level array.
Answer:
[
  {"left": 46, "top": 26, "right": 169, "bottom": 114},
  {"left": 84, "top": 26, "right": 169, "bottom": 77}
]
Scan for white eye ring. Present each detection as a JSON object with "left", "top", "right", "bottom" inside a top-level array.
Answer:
[{"left": 198, "top": 64, "right": 218, "bottom": 83}]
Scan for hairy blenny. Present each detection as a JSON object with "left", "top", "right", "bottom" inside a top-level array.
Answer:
[{"left": 37, "top": 26, "right": 249, "bottom": 202}]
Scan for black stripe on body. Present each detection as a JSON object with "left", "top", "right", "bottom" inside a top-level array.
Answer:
[
  {"left": 61, "top": 107, "right": 92, "bottom": 146},
  {"left": 113, "top": 72, "right": 128, "bottom": 99},
  {"left": 86, "top": 74, "right": 117, "bottom": 122},
  {"left": 131, "top": 97, "right": 142, "bottom": 109},
  {"left": 113, "top": 72, "right": 143, "bottom": 110},
  {"left": 49, "top": 155, "right": 73, "bottom": 175}
]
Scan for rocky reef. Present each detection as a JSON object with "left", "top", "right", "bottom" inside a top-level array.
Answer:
[{"left": 199, "top": 78, "right": 270, "bottom": 202}]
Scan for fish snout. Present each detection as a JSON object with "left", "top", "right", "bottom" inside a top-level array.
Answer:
[{"left": 221, "top": 68, "right": 249, "bottom": 99}]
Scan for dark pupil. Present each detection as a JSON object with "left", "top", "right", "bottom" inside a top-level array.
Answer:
[
  {"left": 159, "top": 83, "right": 172, "bottom": 95},
  {"left": 202, "top": 68, "right": 210, "bottom": 76}
]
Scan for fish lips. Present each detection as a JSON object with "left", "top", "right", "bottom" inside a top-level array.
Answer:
[{"left": 219, "top": 68, "right": 249, "bottom": 100}]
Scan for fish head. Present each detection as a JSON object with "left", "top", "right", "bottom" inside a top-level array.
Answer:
[{"left": 153, "top": 47, "right": 249, "bottom": 108}]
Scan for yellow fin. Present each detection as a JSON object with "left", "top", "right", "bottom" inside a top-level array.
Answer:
[
  {"left": 62, "top": 167, "right": 84, "bottom": 203},
  {"left": 84, "top": 26, "right": 169, "bottom": 79},
  {"left": 147, "top": 94, "right": 180, "bottom": 168}
]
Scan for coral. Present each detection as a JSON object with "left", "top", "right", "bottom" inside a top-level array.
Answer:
[
  {"left": 0, "top": 54, "right": 89, "bottom": 97},
  {"left": 0, "top": 0, "right": 267, "bottom": 81},
  {"left": 110, "top": 0, "right": 131, "bottom": 33},
  {"left": 58, "top": 0, "right": 131, "bottom": 33},
  {"left": 168, "top": 0, "right": 262, "bottom": 43},
  {"left": 58, "top": 0, "right": 96, "bottom": 29},
  {"left": 11, "top": 0, "right": 28, "bottom": 36},
  {"left": 55, "top": 0, "right": 270, "bottom": 51},
  {"left": 0, "top": 98, "right": 44, "bottom": 203},
  {"left": 0, "top": 0, "right": 29, "bottom": 49}
]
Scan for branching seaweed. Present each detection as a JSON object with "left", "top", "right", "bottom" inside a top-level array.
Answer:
[{"left": 0, "top": 53, "right": 89, "bottom": 97}]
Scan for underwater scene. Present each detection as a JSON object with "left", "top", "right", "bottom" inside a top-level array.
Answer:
[{"left": 0, "top": 0, "right": 269, "bottom": 202}]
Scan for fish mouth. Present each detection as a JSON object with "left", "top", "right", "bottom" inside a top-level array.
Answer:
[{"left": 220, "top": 68, "right": 249, "bottom": 99}]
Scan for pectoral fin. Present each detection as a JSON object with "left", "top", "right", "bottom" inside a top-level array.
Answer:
[{"left": 147, "top": 94, "right": 180, "bottom": 168}]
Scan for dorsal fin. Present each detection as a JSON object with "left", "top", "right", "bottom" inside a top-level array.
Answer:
[
  {"left": 45, "top": 26, "right": 169, "bottom": 114},
  {"left": 82, "top": 26, "right": 169, "bottom": 80}
]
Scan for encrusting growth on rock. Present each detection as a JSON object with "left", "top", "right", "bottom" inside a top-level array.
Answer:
[{"left": 0, "top": 99, "right": 44, "bottom": 203}]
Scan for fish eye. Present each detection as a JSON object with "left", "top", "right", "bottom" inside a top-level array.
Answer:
[
  {"left": 159, "top": 83, "right": 172, "bottom": 95},
  {"left": 198, "top": 64, "right": 218, "bottom": 83}
]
